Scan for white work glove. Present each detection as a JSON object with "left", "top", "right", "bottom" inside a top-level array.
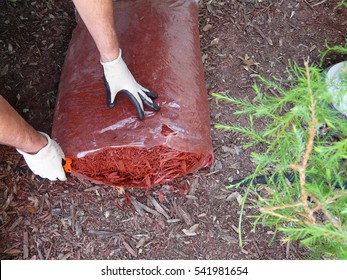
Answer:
[
  {"left": 17, "top": 132, "right": 67, "bottom": 181},
  {"left": 101, "top": 49, "right": 160, "bottom": 120}
]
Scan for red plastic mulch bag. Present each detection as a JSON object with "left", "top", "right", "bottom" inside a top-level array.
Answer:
[{"left": 52, "top": 0, "right": 213, "bottom": 189}]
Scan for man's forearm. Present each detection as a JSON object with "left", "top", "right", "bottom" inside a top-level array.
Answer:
[
  {"left": 72, "top": 0, "right": 120, "bottom": 62},
  {"left": 0, "top": 95, "right": 47, "bottom": 153}
]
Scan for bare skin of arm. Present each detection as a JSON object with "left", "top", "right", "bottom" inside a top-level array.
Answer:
[
  {"left": 72, "top": 0, "right": 120, "bottom": 62},
  {"left": 0, "top": 95, "right": 47, "bottom": 154}
]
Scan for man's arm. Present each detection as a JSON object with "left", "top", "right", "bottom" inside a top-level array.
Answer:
[
  {"left": 0, "top": 95, "right": 66, "bottom": 181},
  {"left": 72, "top": 0, "right": 119, "bottom": 62},
  {"left": 0, "top": 95, "right": 47, "bottom": 153},
  {"left": 71, "top": 0, "right": 160, "bottom": 119}
]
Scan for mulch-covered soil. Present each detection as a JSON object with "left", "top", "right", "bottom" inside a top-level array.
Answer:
[{"left": 0, "top": 0, "right": 346, "bottom": 260}]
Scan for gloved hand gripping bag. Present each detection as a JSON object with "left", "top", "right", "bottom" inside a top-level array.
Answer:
[{"left": 52, "top": 0, "right": 214, "bottom": 188}]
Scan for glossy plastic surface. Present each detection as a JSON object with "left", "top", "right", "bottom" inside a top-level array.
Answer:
[{"left": 52, "top": 0, "right": 213, "bottom": 188}]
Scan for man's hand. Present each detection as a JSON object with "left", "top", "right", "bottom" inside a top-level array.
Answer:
[
  {"left": 17, "top": 132, "right": 67, "bottom": 181},
  {"left": 101, "top": 49, "right": 160, "bottom": 120}
]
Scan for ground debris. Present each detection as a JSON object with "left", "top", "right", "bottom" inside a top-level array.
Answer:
[
  {"left": 88, "top": 229, "right": 117, "bottom": 237},
  {"left": 23, "top": 231, "right": 29, "bottom": 259},
  {"left": 182, "top": 224, "right": 199, "bottom": 236},
  {"left": 148, "top": 195, "right": 170, "bottom": 219},
  {"left": 130, "top": 197, "right": 145, "bottom": 217},
  {"left": 177, "top": 205, "right": 194, "bottom": 226},
  {"left": 122, "top": 240, "right": 137, "bottom": 258}
]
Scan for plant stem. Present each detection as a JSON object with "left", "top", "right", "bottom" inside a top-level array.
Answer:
[{"left": 289, "top": 60, "right": 317, "bottom": 224}]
